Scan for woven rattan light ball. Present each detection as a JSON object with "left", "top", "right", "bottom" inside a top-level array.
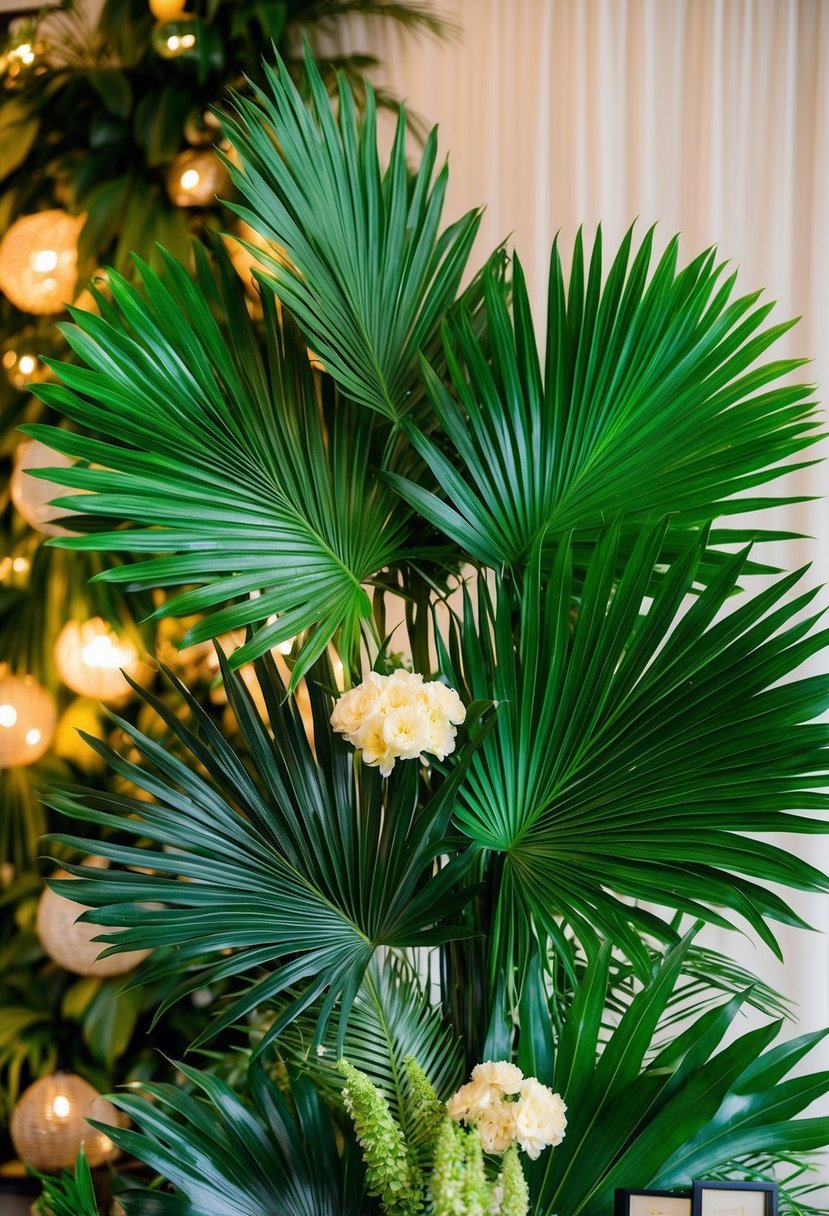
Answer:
[
  {"left": 0, "top": 672, "right": 56, "bottom": 768},
  {"left": 54, "top": 618, "right": 142, "bottom": 704},
  {"left": 10, "top": 1074, "right": 120, "bottom": 1171},
  {"left": 37, "top": 862, "right": 150, "bottom": 977},
  {"left": 10, "top": 439, "right": 77, "bottom": 536},
  {"left": 0, "top": 210, "right": 84, "bottom": 315}
]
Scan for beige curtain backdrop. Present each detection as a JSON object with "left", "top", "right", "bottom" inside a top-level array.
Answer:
[{"left": 340, "top": 0, "right": 829, "bottom": 1078}]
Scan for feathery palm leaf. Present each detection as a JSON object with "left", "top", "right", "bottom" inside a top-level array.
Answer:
[
  {"left": 221, "top": 47, "right": 481, "bottom": 420},
  {"left": 26, "top": 248, "right": 408, "bottom": 683},
  {"left": 283, "top": 953, "right": 464, "bottom": 1161},
  {"left": 532, "top": 936, "right": 829, "bottom": 1216},
  {"left": 438, "top": 523, "right": 829, "bottom": 980},
  {"left": 388, "top": 235, "right": 820, "bottom": 568},
  {"left": 43, "top": 651, "right": 488, "bottom": 1053},
  {"left": 100, "top": 1062, "right": 368, "bottom": 1216}
]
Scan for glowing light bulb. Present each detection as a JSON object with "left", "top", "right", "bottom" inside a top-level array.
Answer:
[
  {"left": 12, "top": 556, "right": 29, "bottom": 573},
  {"left": 52, "top": 1094, "right": 70, "bottom": 1118},
  {"left": 180, "top": 168, "right": 201, "bottom": 191},
  {"left": 55, "top": 619, "right": 142, "bottom": 703},
  {"left": 25, "top": 728, "right": 41, "bottom": 746},
  {"left": 0, "top": 704, "right": 18, "bottom": 728},
  {"left": 17, "top": 354, "right": 36, "bottom": 375},
  {"left": 81, "top": 632, "right": 134, "bottom": 670},
  {"left": 166, "top": 34, "right": 180, "bottom": 50},
  {"left": 30, "top": 249, "right": 58, "bottom": 273},
  {"left": 180, "top": 33, "right": 196, "bottom": 48}
]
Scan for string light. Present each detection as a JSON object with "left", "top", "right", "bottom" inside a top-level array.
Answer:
[
  {"left": 0, "top": 210, "right": 84, "bottom": 314},
  {"left": 10, "top": 1074, "right": 121, "bottom": 1171},
  {"left": 37, "top": 859, "right": 151, "bottom": 976},
  {"left": 166, "top": 148, "right": 228, "bottom": 207},
  {"left": 151, "top": 15, "right": 200, "bottom": 59},
  {"left": 10, "top": 439, "right": 77, "bottom": 536},
  {"left": 55, "top": 618, "right": 143, "bottom": 704},
  {"left": 0, "top": 672, "right": 56, "bottom": 768}
]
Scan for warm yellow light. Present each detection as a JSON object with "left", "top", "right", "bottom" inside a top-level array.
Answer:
[
  {"left": 0, "top": 674, "right": 56, "bottom": 768},
  {"left": 180, "top": 32, "right": 196, "bottom": 48},
  {"left": 149, "top": 0, "right": 187, "bottom": 17},
  {"left": 2, "top": 350, "right": 15, "bottom": 369},
  {"left": 180, "top": 168, "right": 201, "bottom": 191},
  {"left": 12, "top": 556, "right": 29, "bottom": 573},
  {"left": 17, "top": 353, "right": 36, "bottom": 375},
  {"left": 55, "top": 618, "right": 142, "bottom": 704},
  {"left": 0, "top": 210, "right": 84, "bottom": 315},
  {"left": 52, "top": 1094, "right": 70, "bottom": 1119},
  {"left": 10, "top": 42, "right": 34, "bottom": 65},
  {"left": 166, "top": 34, "right": 180, "bottom": 50},
  {"left": 81, "top": 631, "right": 136, "bottom": 671},
  {"left": 30, "top": 249, "right": 58, "bottom": 273}
]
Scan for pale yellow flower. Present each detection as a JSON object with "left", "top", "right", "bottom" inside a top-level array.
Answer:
[
  {"left": 330, "top": 681, "right": 382, "bottom": 736},
  {"left": 471, "top": 1061, "right": 524, "bottom": 1095},
  {"left": 330, "top": 670, "right": 466, "bottom": 775},
  {"left": 428, "top": 680, "right": 467, "bottom": 725},
  {"left": 513, "top": 1078, "right": 567, "bottom": 1160},
  {"left": 382, "top": 703, "right": 430, "bottom": 759},
  {"left": 354, "top": 713, "right": 395, "bottom": 775},
  {"left": 476, "top": 1100, "right": 517, "bottom": 1154}
]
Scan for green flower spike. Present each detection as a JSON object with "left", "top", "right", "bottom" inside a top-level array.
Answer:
[
  {"left": 339, "top": 1059, "right": 423, "bottom": 1216},
  {"left": 498, "top": 1144, "right": 530, "bottom": 1216}
]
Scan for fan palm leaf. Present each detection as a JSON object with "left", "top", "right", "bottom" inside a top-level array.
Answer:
[
  {"left": 99, "top": 1062, "right": 368, "bottom": 1216},
  {"left": 25, "top": 248, "right": 408, "bottom": 684},
  {"left": 43, "top": 651, "right": 488, "bottom": 1053},
  {"left": 388, "top": 236, "right": 820, "bottom": 568},
  {"left": 438, "top": 522, "right": 829, "bottom": 981},
  {"left": 220, "top": 47, "right": 481, "bottom": 421}
]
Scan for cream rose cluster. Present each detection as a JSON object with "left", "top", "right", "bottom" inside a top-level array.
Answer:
[
  {"left": 446, "top": 1061, "right": 567, "bottom": 1160},
  {"left": 330, "top": 669, "right": 466, "bottom": 776}
]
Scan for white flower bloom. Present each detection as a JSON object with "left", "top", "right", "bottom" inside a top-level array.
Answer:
[
  {"left": 382, "top": 703, "right": 430, "bottom": 759},
  {"left": 330, "top": 670, "right": 466, "bottom": 775},
  {"left": 471, "top": 1060, "right": 524, "bottom": 1095},
  {"left": 448, "top": 1063, "right": 567, "bottom": 1161},
  {"left": 476, "top": 1101, "right": 516, "bottom": 1154},
  {"left": 330, "top": 681, "right": 382, "bottom": 735},
  {"left": 513, "top": 1079, "right": 567, "bottom": 1160},
  {"left": 428, "top": 680, "right": 467, "bottom": 725}
]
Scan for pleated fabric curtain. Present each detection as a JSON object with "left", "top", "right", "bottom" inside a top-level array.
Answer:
[{"left": 338, "top": 0, "right": 829, "bottom": 1082}]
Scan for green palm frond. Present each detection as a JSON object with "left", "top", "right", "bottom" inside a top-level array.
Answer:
[
  {"left": 388, "top": 236, "right": 820, "bottom": 568},
  {"left": 438, "top": 523, "right": 829, "bottom": 977},
  {"left": 34, "top": 1151, "right": 100, "bottom": 1216},
  {"left": 221, "top": 47, "right": 481, "bottom": 421},
  {"left": 100, "top": 1062, "right": 368, "bottom": 1216},
  {"left": 43, "top": 651, "right": 489, "bottom": 1053},
  {"left": 26, "top": 247, "right": 408, "bottom": 683},
  {"left": 533, "top": 935, "right": 829, "bottom": 1216}
]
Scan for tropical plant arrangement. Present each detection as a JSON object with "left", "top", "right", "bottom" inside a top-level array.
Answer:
[
  {"left": 15, "top": 41, "right": 829, "bottom": 1216},
  {"left": 0, "top": 0, "right": 443, "bottom": 1182}
]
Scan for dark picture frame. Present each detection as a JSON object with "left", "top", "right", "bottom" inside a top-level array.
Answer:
[
  {"left": 616, "top": 1189, "right": 694, "bottom": 1216},
  {"left": 692, "top": 1181, "right": 778, "bottom": 1216}
]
